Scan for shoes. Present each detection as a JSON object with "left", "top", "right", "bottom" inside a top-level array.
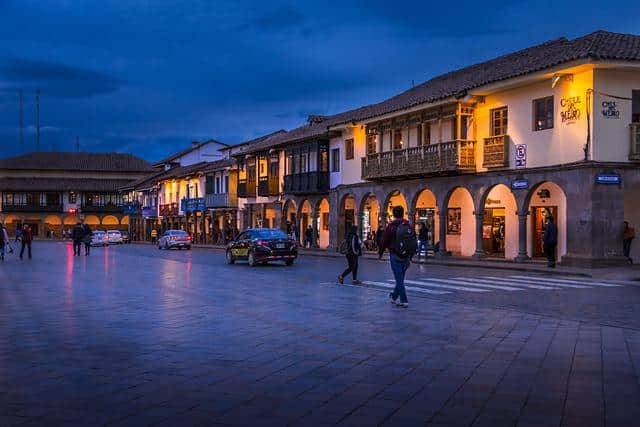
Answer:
[
  {"left": 396, "top": 302, "right": 409, "bottom": 308},
  {"left": 337, "top": 275, "right": 344, "bottom": 284},
  {"left": 352, "top": 279, "right": 362, "bottom": 284},
  {"left": 389, "top": 293, "right": 396, "bottom": 304}
]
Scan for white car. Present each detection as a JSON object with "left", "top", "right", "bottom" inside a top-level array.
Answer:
[
  {"left": 106, "top": 230, "right": 123, "bottom": 244},
  {"left": 158, "top": 230, "right": 192, "bottom": 250},
  {"left": 91, "top": 231, "right": 108, "bottom": 246}
]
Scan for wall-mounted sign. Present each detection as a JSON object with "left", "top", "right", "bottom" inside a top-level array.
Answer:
[
  {"left": 486, "top": 198, "right": 502, "bottom": 205},
  {"left": 515, "top": 144, "right": 527, "bottom": 168},
  {"left": 561, "top": 96, "right": 581, "bottom": 124},
  {"left": 511, "top": 179, "right": 529, "bottom": 190},
  {"left": 595, "top": 173, "right": 621, "bottom": 185},
  {"left": 446, "top": 208, "right": 461, "bottom": 235},
  {"left": 601, "top": 101, "right": 620, "bottom": 119}
]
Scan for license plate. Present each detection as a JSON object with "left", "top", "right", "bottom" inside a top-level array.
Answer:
[{"left": 276, "top": 243, "right": 285, "bottom": 249}]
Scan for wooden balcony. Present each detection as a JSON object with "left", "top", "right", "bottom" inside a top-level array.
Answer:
[
  {"left": 483, "top": 135, "right": 510, "bottom": 168},
  {"left": 237, "top": 180, "right": 247, "bottom": 198},
  {"left": 80, "top": 204, "right": 124, "bottom": 213},
  {"left": 284, "top": 172, "right": 329, "bottom": 194},
  {"left": 1, "top": 204, "right": 62, "bottom": 213},
  {"left": 361, "top": 140, "right": 476, "bottom": 180},
  {"left": 631, "top": 123, "right": 640, "bottom": 161},
  {"left": 257, "top": 177, "right": 280, "bottom": 197},
  {"left": 205, "top": 193, "right": 238, "bottom": 208},
  {"left": 159, "top": 203, "right": 179, "bottom": 217}
]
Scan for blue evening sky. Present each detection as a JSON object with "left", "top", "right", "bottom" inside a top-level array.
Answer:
[{"left": 0, "top": 0, "right": 638, "bottom": 161}]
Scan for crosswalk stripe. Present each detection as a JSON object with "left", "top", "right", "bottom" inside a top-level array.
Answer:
[
  {"left": 400, "top": 279, "right": 490, "bottom": 293},
  {"left": 483, "top": 276, "right": 590, "bottom": 289},
  {"left": 509, "top": 275, "right": 622, "bottom": 288},
  {"left": 363, "top": 281, "right": 450, "bottom": 295},
  {"left": 453, "top": 277, "right": 560, "bottom": 290},
  {"left": 422, "top": 277, "right": 524, "bottom": 291}
]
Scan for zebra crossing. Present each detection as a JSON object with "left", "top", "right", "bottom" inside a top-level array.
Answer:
[{"left": 343, "top": 274, "right": 626, "bottom": 296}]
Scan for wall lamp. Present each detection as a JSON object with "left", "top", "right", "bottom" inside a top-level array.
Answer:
[{"left": 551, "top": 73, "right": 573, "bottom": 89}]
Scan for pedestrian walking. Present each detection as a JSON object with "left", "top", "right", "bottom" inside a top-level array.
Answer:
[
  {"left": 82, "top": 223, "right": 92, "bottom": 256},
  {"left": 304, "top": 225, "right": 314, "bottom": 248},
  {"left": 378, "top": 206, "right": 417, "bottom": 308},
  {"left": 151, "top": 228, "right": 158, "bottom": 244},
  {"left": 375, "top": 225, "right": 384, "bottom": 251},
  {"left": 337, "top": 225, "right": 363, "bottom": 285},
  {"left": 71, "top": 222, "right": 83, "bottom": 256},
  {"left": 418, "top": 222, "right": 429, "bottom": 257},
  {"left": 0, "top": 223, "right": 10, "bottom": 261},
  {"left": 543, "top": 215, "right": 558, "bottom": 268},
  {"left": 623, "top": 221, "right": 635, "bottom": 264},
  {"left": 19, "top": 224, "right": 32, "bottom": 260},
  {"left": 14, "top": 226, "right": 22, "bottom": 243}
]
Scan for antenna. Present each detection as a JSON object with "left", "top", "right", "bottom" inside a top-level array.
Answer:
[
  {"left": 35, "top": 89, "right": 41, "bottom": 151},
  {"left": 18, "top": 90, "right": 24, "bottom": 147},
  {"left": 411, "top": 79, "right": 415, "bottom": 88},
  {"left": 76, "top": 136, "right": 80, "bottom": 152}
]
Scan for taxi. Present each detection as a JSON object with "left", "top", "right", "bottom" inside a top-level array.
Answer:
[{"left": 226, "top": 228, "right": 297, "bottom": 266}]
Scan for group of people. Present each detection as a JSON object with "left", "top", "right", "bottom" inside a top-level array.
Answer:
[
  {"left": 0, "top": 223, "right": 33, "bottom": 261},
  {"left": 338, "top": 205, "right": 415, "bottom": 308},
  {"left": 71, "top": 222, "right": 93, "bottom": 256}
]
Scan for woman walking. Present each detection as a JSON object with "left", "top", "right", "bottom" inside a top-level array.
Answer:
[{"left": 338, "top": 225, "right": 363, "bottom": 285}]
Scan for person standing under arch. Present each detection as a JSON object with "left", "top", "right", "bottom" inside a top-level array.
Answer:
[{"left": 543, "top": 216, "right": 558, "bottom": 268}]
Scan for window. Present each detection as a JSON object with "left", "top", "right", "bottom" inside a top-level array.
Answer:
[
  {"left": 491, "top": 107, "right": 508, "bottom": 136},
  {"left": 345, "top": 138, "right": 354, "bottom": 160},
  {"left": 421, "top": 123, "right": 431, "bottom": 145},
  {"left": 300, "top": 153, "right": 307, "bottom": 173},
  {"left": 215, "top": 177, "right": 221, "bottom": 194},
  {"left": 533, "top": 97, "right": 554, "bottom": 131},
  {"left": 632, "top": 90, "right": 640, "bottom": 123},
  {"left": 366, "top": 134, "right": 377, "bottom": 155},
  {"left": 393, "top": 129, "right": 403, "bottom": 150},
  {"left": 460, "top": 116, "right": 469, "bottom": 140},
  {"left": 45, "top": 193, "right": 60, "bottom": 206},
  {"left": 319, "top": 146, "right": 328, "bottom": 171},
  {"left": 205, "top": 176, "right": 214, "bottom": 194},
  {"left": 224, "top": 176, "right": 229, "bottom": 193},
  {"left": 68, "top": 192, "right": 77, "bottom": 204},
  {"left": 331, "top": 148, "right": 340, "bottom": 172}
]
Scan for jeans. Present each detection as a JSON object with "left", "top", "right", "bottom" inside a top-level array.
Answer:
[
  {"left": 417, "top": 240, "right": 428, "bottom": 257},
  {"left": 84, "top": 241, "right": 91, "bottom": 255},
  {"left": 623, "top": 239, "right": 633, "bottom": 260},
  {"left": 544, "top": 243, "right": 556, "bottom": 267},
  {"left": 390, "top": 253, "right": 410, "bottom": 303},
  {"left": 20, "top": 241, "right": 31, "bottom": 259},
  {"left": 0, "top": 242, "right": 5, "bottom": 258},
  {"left": 341, "top": 254, "right": 359, "bottom": 280},
  {"left": 73, "top": 240, "right": 82, "bottom": 256}
]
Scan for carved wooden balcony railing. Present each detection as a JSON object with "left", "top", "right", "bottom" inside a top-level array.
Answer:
[
  {"left": 159, "top": 203, "right": 179, "bottom": 217},
  {"left": 482, "top": 135, "right": 510, "bottom": 168},
  {"left": 631, "top": 123, "right": 640, "bottom": 161},
  {"left": 205, "top": 193, "right": 237, "bottom": 208},
  {"left": 361, "top": 140, "right": 476, "bottom": 180},
  {"left": 284, "top": 172, "right": 329, "bottom": 194}
]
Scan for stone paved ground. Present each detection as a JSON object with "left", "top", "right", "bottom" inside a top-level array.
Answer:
[{"left": 1, "top": 242, "right": 640, "bottom": 426}]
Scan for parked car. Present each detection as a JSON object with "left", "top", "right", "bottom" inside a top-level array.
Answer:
[
  {"left": 106, "top": 230, "right": 123, "bottom": 244},
  {"left": 120, "top": 230, "right": 131, "bottom": 243},
  {"left": 90, "top": 231, "right": 108, "bottom": 247},
  {"left": 158, "top": 230, "right": 192, "bottom": 250},
  {"left": 226, "top": 228, "right": 297, "bottom": 266}
]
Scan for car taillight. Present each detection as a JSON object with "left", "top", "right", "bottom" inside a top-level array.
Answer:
[
  {"left": 256, "top": 240, "right": 270, "bottom": 247},
  {"left": 171, "top": 236, "right": 177, "bottom": 241},
  {"left": 187, "top": 235, "right": 192, "bottom": 240}
]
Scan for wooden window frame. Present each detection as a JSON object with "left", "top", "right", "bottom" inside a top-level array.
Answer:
[
  {"left": 532, "top": 96, "right": 554, "bottom": 131},
  {"left": 490, "top": 107, "right": 508, "bottom": 136},
  {"left": 345, "top": 138, "right": 354, "bottom": 160}
]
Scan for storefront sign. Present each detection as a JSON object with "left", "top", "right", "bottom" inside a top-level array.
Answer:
[
  {"left": 560, "top": 96, "right": 581, "bottom": 124},
  {"left": 595, "top": 173, "right": 621, "bottom": 185},
  {"left": 181, "top": 197, "right": 206, "bottom": 212},
  {"left": 601, "top": 101, "right": 620, "bottom": 119},
  {"left": 123, "top": 203, "right": 139, "bottom": 215},
  {"left": 142, "top": 206, "right": 157, "bottom": 218},
  {"left": 511, "top": 179, "right": 529, "bottom": 190},
  {"left": 514, "top": 144, "right": 527, "bottom": 168}
]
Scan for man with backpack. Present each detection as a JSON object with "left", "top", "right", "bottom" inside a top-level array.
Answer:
[
  {"left": 378, "top": 206, "right": 417, "bottom": 308},
  {"left": 19, "top": 224, "right": 33, "bottom": 260},
  {"left": 71, "top": 222, "right": 84, "bottom": 256},
  {"left": 337, "top": 225, "right": 363, "bottom": 285}
]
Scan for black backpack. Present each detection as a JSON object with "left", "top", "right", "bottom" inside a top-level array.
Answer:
[{"left": 395, "top": 222, "right": 417, "bottom": 258}]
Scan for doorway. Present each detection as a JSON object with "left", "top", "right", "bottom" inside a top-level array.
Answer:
[
  {"left": 482, "top": 208, "right": 506, "bottom": 256},
  {"left": 416, "top": 208, "right": 436, "bottom": 248},
  {"left": 531, "top": 206, "right": 558, "bottom": 258}
]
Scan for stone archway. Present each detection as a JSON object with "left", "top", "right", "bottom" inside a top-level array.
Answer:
[
  {"left": 338, "top": 194, "right": 357, "bottom": 244},
  {"left": 316, "top": 198, "right": 330, "bottom": 249},
  {"left": 443, "top": 186, "right": 475, "bottom": 257},
  {"left": 83, "top": 215, "right": 100, "bottom": 227},
  {"left": 524, "top": 181, "right": 567, "bottom": 261},
  {"left": 412, "top": 188, "right": 439, "bottom": 255},
  {"left": 299, "top": 199, "right": 313, "bottom": 246},
  {"left": 383, "top": 190, "right": 408, "bottom": 221},
  {"left": 282, "top": 199, "right": 298, "bottom": 237},
  {"left": 359, "top": 193, "right": 381, "bottom": 249},
  {"left": 478, "top": 184, "right": 518, "bottom": 259},
  {"left": 102, "top": 215, "right": 120, "bottom": 230}
]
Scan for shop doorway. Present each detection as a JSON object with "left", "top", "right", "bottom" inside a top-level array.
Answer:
[
  {"left": 531, "top": 206, "right": 558, "bottom": 258},
  {"left": 416, "top": 208, "right": 436, "bottom": 248},
  {"left": 482, "top": 208, "right": 506, "bottom": 256}
]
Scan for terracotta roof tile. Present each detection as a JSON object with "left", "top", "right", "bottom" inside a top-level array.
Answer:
[
  {"left": 0, "top": 151, "right": 153, "bottom": 172},
  {"left": 0, "top": 177, "right": 134, "bottom": 192}
]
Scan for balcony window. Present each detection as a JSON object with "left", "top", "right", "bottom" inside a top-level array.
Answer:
[
  {"left": 366, "top": 134, "right": 377, "bottom": 155},
  {"left": 345, "top": 138, "right": 354, "bottom": 160},
  {"left": 224, "top": 175, "right": 229, "bottom": 193},
  {"left": 319, "top": 146, "right": 329, "bottom": 171},
  {"left": 300, "top": 153, "right": 307, "bottom": 173},
  {"left": 491, "top": 107, "right": 508, "bottom": 136},
  {"left": 45, "top": 193, "right": 60, "bottom": 206},
  {"left": 393, "top": 129, "right": 403, "bottom": 150},
  {"left": 69, "top": 192, "right": 77, "bottom": 204},
  {"left": 633, "top": 90, "right": 639, "bottom": 122},
  {"left": 216, "top": 177, "right": 221, "bottom": 194},
  {"left": 533, "top": 96, "right": 554, "bottom": 131},
  {"left": 331, "top": 148, "right": 340, "bottom": 172}
]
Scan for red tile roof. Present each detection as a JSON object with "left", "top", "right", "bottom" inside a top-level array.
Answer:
[{"left": 0, "top": 151, "right": 153, "bottom": 172}]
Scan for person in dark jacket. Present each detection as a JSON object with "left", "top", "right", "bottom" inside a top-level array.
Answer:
[
  {"left": 379, "top": 206, "right": 411, "bottom": 308},
  {"left": 543, "top": 215, "right": 558, "bottom": 268},
  {"left": 71, "top": 222, "right": 84, "bottom": 256},
  {"left": 82, "top": 223, "right": 92, "bottom": 256},
  {"left": 418, "top": 222, "right": 429, "bottom": 257},
  {"left": 19, "top": 224, "right": 32, "bottom": 260},
  {"left": 338, "top": 225, "right": 363, "bottom": 285},
  {"left": 304, "top": 225, "right": 314, "bottom": 248},
  {"left": 623, "top": 221, "right": 635, "bottom": 264}
]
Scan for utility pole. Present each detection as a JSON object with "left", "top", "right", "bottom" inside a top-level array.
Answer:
[
  {"left": 35, "top": 89, "right": 41, "bottom": 151},
  {"left": 19, "top": 90, "right": 24, "bottom": 147}
]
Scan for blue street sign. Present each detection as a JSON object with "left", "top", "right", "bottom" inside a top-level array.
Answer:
[
  {"left": 511, "top": 179, "right": 529, "bottom": 190},
  {"left": 595, "top": 173, "right": 621, "bottom": 185}
]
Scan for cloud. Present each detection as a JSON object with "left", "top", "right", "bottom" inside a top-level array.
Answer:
[{"left": 0, "top": 57, "right": 121, "bottom": 98}]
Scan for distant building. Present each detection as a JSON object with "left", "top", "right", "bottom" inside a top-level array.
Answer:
[{"left": 0, "top": 152, "right": 153, "bottom": 237}]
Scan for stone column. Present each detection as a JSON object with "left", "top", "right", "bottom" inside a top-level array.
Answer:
[
  {"left": 312, "top": 207, "right": 319, "bottom": 248},
  {"left": 408, "top": 209, "right": 416, "bottom": 227},
  {"left": 473, "top": 210, "right": 486, "bottom": 259},
  {"left": 515, "top": 210, "right": 530, "bottom": 263},
  {"left": 436, "top": 210, "right": 448, "bottom": 257}
]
